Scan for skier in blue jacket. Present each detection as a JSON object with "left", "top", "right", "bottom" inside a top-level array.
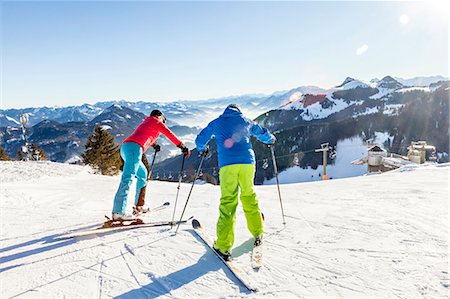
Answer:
[{"left": 195, "top": 104, "right": 275, "bottom": 260}]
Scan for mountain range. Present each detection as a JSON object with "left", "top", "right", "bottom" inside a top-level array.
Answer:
[
  {"left": 152, "top": 76, "right": 449, "bottom": 184},
  {"left": 1, "top": 75, "right": 448, "bottom": 183}
]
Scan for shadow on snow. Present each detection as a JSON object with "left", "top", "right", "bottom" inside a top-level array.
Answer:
[
  {"left": 0, "top": 223, "right": 98, "bottom": 272},
  {"left": 115, "top": 230, "right": 251, "bottom": 298}
]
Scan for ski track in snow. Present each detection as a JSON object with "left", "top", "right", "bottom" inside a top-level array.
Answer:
[{"left": 0, "top": 161, "right": 448, "bottom": 298}]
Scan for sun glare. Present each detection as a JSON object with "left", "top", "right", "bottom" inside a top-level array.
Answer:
[
  {"left": 356, "top": 44, "right": 369, "bottom": 56},
  {"left": 425, "top": 0, "right": 450, "bottom": 18},
  {"left": 399, "top": 14, "right": 410, "bottom": 25}
]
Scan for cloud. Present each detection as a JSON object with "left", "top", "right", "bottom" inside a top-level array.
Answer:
[
  {"left": 399, "top": 14, "right": 409, "bottom": 25},
  {"left": 356, "top": 44, "right": 369, "bottom": 56}
]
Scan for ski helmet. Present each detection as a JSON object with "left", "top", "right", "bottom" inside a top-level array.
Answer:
[
  {"left": 228, "top": 104, "right": 240, "bottom": 111},
  {"left": 150, "top": 109, "right": 167, "bottom": 123}
]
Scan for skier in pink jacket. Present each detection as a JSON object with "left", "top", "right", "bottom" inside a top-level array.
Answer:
[{"left": 112, "top": 110, "right": 190, "bottom": 220}]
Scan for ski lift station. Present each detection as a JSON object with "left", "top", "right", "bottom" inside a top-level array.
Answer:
[
  {"left": 367, "top": 145, "right": 387, "bottom": 172},
  {"left": 352, "top": 141, "right": 437, "bottom": 173},
  {"left": 407, "top": 141, "right": 437, "bottom": 164}
]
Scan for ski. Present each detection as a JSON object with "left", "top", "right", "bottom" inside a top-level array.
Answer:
[
  {"left": 99, "top": 201, "right": 171, "bottom": 228},
  {"left": 64, "top": 216, "right": 193, "bottom": 238},
  {"left": 133, "top": 201, "right": 170, "bottom": 216},
  {"left": 191, "top": 219, "right": 258, "bottom": 292},
  {"left": 252, "top": 212, "right": 264, "bottom": 270},
  {"left": 100, "top": 216, "right": 144, "bottom": 229},
  {"left": 251, "top": 242, "right": 263, "bottom": 270}
]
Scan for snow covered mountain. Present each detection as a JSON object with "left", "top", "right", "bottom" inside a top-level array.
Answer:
[
  {"left": 0, "top": 96, "right": 273, "bottom": 129},
  {"left": 253, "top": 79, "right": 449, "bottom": 182},
  {"left": 395, "top": 75, "right": 448, "bottom": 87},
  {"left": 1, "top": 76, "right": 447, "bottom": 129},
  {"left": 1, "top": 161, "right": 447, "bottom": 298},
  {"left": 0, "top": 104, "right": 103, "bottom": 128},
  {"left": 1, "top": 75, "right": 448, "bottom": 173},
  {"left": 0, "top": 104, "right": 200, "bottom": 163},
  {"left": 258, "top": 76, "right": 449, "bottom": 130},
  {"left": 156, "top": 77, "right": 449, "bottom": 184}
]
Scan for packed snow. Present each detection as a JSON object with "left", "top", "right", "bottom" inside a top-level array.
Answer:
[
  {"left": 373, "top": 131, "right": 394, "bottom": 147},
  {"left": 282, "top": 95, "right": 352, "bottom": 121},
  {"left": 1, "top": 161, "right": 448, "bottom": 298},
  {"left": 265, "top": 136, "right": 368, "bottom": 184},
  {"left": 369, "top": 88, "right": 392, "bottom": 100},
  {"left": 65, "top": 155, "right": 83, "bottom": 164},
  {"left": 397, "top": 87, "right": 431, "bottom": 93}
]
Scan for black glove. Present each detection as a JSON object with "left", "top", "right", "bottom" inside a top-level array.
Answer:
[
  {"left": 199, "top": 145, "right": 209, "bottom": 157},
  {"left": 178, "top": 144, "right": 190, "bottom": 157},
  {"left": 152, "top": 143, "right": 161, "bottom": 152}
]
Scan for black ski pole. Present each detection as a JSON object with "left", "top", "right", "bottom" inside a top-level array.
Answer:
[
  {"left": 174, "top": 154, "right": 205, "bottom": 234},
  {"left": 171, "top": 155, "right": 186, "bottom": 226},
  {"left": 270, "top": 145, "right": 286, "bottom": 225},
  {"left": 147, "top": 149, "right": 158, "bottom": 181}
]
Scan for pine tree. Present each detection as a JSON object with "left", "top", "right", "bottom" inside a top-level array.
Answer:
[
  {"left": 82, "top": 125, "right": 121, "bottom": 175},
  {"left": 30, "top": 144, "right": 47, "bottom": 161},
  {"left": 0, "top": 147, "right": 12, "bottom": 161}
]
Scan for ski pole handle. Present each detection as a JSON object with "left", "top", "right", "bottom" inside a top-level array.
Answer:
[{"left": 147, "top": 149, "right": 158, "bottom": 181}]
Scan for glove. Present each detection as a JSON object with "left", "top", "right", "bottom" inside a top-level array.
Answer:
[
  {"left": 152, "top": 143, "right": 161, "bottom": 152},
  {"left": 268, "top": 135, "right": 276, "bottom": 145},
  {"left": 199, "top": 145, "right": 209, "bottom": 157},
  {"left": 178, "top": 144, "right": 190, "bottom": 157}
]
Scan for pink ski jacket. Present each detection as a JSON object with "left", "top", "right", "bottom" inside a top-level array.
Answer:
[{"left": 123, "top": 116, "right": 183, "bottom": 152}]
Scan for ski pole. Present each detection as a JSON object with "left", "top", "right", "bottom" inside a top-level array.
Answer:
[
  {"left": 270, "top": 145, "right": 286, "bottom": 225},
  {"left": 147, "top": 149, "right": 158, "bottom": 181},
  {"left": 171, "top": 155, "right": 186, "bottom": 226},
  {"left": 174, "top": 154, "right": 205, "bottom": 234}
]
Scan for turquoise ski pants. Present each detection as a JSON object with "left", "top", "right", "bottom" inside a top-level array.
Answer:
[
  {"left": 214, "top": 164, "right": 264, "bottom": 254},
  {"left": 112, "top": 142, "right": 148, "bottom": 213}
]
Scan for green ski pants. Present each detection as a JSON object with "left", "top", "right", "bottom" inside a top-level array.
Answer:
[{"left": 214, "top": 164, "right": 264, "bottom": 253}]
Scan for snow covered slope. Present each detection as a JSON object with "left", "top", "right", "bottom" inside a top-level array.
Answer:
[
  {"left": 1, "top": 161, "right": 448, "bottom": 298},
  {"left": 395, "top": 75, "right": 449, "bottom": 87}
]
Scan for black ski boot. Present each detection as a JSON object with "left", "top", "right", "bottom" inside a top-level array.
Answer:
[
  {"left": 213, "top": 247, "right": 232, "bottom": 261},
  {"left": 254, "top": 235, "right": 263, "bottom": 247}
]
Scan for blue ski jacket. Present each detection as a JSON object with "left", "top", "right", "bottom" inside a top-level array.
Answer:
[{"left": 195, "top": 105, "right": 275, "bottom": 168}]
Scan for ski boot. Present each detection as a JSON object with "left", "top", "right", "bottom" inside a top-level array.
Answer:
[
  {"left": 111, "top": 212, "right": 137, "bottom": 222},
  {"left": 254, "top": 235, "right": 263, "bottom": 247},
  {"left": 132, "top": 205, "right": 150, "bottom": 216},
  {"left": 101, "top": 212, "right": 141, "bottom": 228},
  {"left": 213, "top": 247, "right": 232, "bottom": 262},
  {"left": 133, "top": 186, "right": 150, "bottom": 216}
]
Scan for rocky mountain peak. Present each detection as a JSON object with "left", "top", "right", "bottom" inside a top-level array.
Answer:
[
  {"left": 377, "top": 76, "right": 403, "bottom": 90},
  {"left": 337, "top": 77, "right": 357, "bottom": 88}
]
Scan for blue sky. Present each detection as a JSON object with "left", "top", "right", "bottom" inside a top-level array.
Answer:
[{"left": 1, "top": 1, "right": 448, "bottom": 109}]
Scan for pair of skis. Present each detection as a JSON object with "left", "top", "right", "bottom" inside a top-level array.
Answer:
[
  {"left": 101, "top": 201, "right": 171, "bottom": 229},
  {"left": 67, "top": 208, "right": 261, "bottom": 292},
  {"left": 65, "top": 202, "right": 192, "bottom": 238},
  {"left": 192, "top": 219, "right": 262, "bottom": 293}
]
